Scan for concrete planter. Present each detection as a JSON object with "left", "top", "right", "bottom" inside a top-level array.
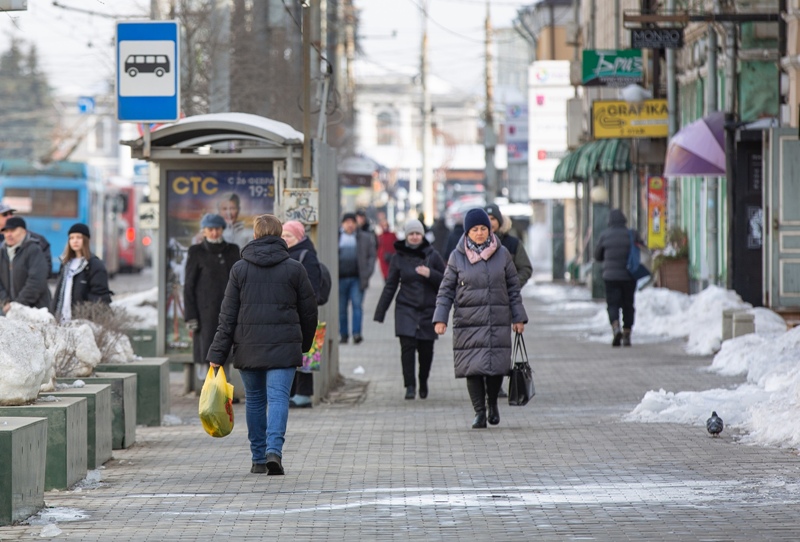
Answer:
[
  {"left": 0, "top": 417, "right": 47, "bottom": 525},
  {"left": 96, "top": 358, "right": 171, "bottom": 427},
  {"left": 0, "top": 397, "right": 88, "bottom": 491},
  {"left": 58, "top": 373, "right": 137, "bottom": 450},
  {"left": 49, "top": 384, "right": 113, "bottom": 469}
]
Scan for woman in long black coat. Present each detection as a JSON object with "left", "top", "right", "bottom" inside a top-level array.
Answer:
[
  {"left": 374, "top": 219, "right": 445, "bottom": 400},
  {"left": 184, "top": 214, "right": 240, "bottom": 379}
]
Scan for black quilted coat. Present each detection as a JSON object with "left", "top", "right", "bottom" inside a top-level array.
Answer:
[
  {"left": 433, "top": 234, "right": 527, "bottom": 378},
  {"left": 206, "top": 236, "right": 318, "bottom": 370},
  {"left": 183, "top": 240, "right": 240, "bottom": 365},
  {"left": 373, "top": 238, "right": 445, "bottom": 341}
]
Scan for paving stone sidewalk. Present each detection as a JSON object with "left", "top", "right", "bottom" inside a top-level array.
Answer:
[{"left": 3, "top": 280, "right": 800, "bottom": 541}]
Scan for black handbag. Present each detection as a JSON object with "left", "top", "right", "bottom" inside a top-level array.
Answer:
[{"left": 508, "top": 332, "right": 535, "bottom": 406}]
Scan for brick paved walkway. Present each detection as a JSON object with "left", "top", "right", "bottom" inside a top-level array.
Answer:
[{"left": 3, "top": 280, "right": 800, "bottom": 541}]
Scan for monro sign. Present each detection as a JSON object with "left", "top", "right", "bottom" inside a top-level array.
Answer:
[{"left": 630, "top": 28, "right": 684, "bottom": 49}]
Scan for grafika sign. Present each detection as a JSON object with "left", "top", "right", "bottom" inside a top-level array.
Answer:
[
  {"left": 631, "top": 28, "right": 684, "bottom": 49},
  {"left": 592, "top": 99, "right": 669, "bottom": 139},
  {"left": 582, "top": 49, "right": 643, "bottom": 87}
]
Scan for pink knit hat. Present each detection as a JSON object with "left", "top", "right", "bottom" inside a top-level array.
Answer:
[{"left": 282, "top": 220, "right": 306, "bottom": 241}]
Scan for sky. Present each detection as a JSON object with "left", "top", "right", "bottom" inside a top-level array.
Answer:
[{"left": 0, "top": 0, "right": 529, "bottom": 97}]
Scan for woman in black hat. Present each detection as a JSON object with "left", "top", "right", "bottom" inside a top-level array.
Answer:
[{"left": 51, "top": 223, "right": 113, "bottom": 323}]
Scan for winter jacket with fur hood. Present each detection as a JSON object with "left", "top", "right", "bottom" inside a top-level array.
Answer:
[
  {"left": 374, "top": 238, "right": 445, "bottom": 341},
  {"left": 206, "top": 235, "right": 318, "bottom": 370},
  {"left": 433, "top": 234, "right": 528, "bottom": 378}
]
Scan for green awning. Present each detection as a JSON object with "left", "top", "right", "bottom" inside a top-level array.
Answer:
[{"left": 554, "top": 138, "right": 632, "bottom": 183}]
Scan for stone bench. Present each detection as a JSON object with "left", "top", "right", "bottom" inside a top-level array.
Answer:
[
  {"left": 49, "top": 384, "right": 112, "bottom": 469},
  {"left": 58, "top": 373, "right": 137, "bottom": 450},
  {"left": 0, "top": 397, "right": 88, "bottom": 491},
  {"left": 96, "top": 358, "right": 170, "bottom": 427},
  {"left": 0, "top": 417, "right": 47, "bottom": 526}
]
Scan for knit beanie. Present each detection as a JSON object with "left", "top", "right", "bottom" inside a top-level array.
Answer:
[
  {"left": 404, "top": 219, "right": 424, "bottom": 237},
  {"left": 463, "top": 208, "right": 491, "bottom": 232},
  {"left": 68, "top": 223, "right": 90, "bottom": 238},
  {"left": 282, "top": 220, "right": 306, "bottom": 241},
  {"left": 484, "top": 203, "right": 503, "bottom": 226}
]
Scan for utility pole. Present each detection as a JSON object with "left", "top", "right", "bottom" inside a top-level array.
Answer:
[
  {"left": 421, "top": 0, "right": 434, "bottom": 225},
  {"left": 302, "top": 0, "right": 313, "bottom": 180},
  {"left": 484, "top": 1, "right": 497, "bottom": 204},
  {"left": 666, "top": 0, "right": 678, "bottom": 230}
]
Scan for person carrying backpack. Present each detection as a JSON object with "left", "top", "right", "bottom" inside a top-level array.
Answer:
[
  {"left": 594, "top": 209, "right": 643, "bottom": 347},
  {"left": 282, "top": 220, "right": 327, "bottom": 408}
]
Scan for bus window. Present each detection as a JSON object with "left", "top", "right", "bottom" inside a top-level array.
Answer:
[{"left": 51, "top": 191, "right": 78, "bottom": 218}]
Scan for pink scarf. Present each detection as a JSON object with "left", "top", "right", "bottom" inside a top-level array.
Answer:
[{"left": 464, "top": 234, "right": 498, "bottom": 264}]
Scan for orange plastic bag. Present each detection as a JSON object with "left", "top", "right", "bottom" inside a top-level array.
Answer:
[{"left": 198, "top": 366, "right": 234, "bottom": 437}]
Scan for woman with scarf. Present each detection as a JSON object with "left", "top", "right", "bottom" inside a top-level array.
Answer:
[
  {"left": 184, "top": 213, "right": 241, "bottom": 383},
  {"left": 51, "top": 223, "right": 112, "bottom": 322},
  {"left": 433, "top": 208, "right": 528, "bottom": 429},
  {"left": 374, "top": 219, "right": 445, "bottom": 400}
]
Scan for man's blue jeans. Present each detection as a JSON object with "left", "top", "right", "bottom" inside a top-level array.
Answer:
[
  {"left": 339, "top": 276, "right": 363, "bottom": 337},
  {"left": 239, "top": 367, "right": 296, "bottom": 463}
]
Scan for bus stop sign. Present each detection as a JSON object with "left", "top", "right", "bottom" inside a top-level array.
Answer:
[{"left": 116, "top": 21, "right": 180, "bottom": 123}]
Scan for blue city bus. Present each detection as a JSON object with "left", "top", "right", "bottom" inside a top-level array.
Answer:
[{"left": 0, "top": 160, "right": 121, "bottom": 275}]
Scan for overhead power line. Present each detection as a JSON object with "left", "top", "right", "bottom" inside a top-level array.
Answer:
[{"left": 51, "top": 1, "right": 144, "bottom": 19}]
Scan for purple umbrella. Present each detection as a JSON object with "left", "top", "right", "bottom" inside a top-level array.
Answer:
[{"left": 664, "top": 112, "right": 726, "bottom": 176}]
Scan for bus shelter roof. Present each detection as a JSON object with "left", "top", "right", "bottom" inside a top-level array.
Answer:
[{"left": 122, "top": 113, "right": 304, "bottom": 160}]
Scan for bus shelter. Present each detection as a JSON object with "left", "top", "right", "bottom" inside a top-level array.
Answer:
[{"left": 124, "top": 112, "right": 339, "bottom": 400}]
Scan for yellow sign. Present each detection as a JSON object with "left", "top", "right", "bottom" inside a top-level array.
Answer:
[{"left": 592, "top": 99, "right": 669, "bottom": 139}]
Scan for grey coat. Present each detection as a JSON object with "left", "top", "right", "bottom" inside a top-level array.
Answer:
[
  {"left": 339, "top": 229, "right": 377, "bottom": 290},
  {"left": 594, "top": 209, "right": 643, "bottom": 281},
  {"left": 433, "top": 234, "right": 528, "bottom": 378}
]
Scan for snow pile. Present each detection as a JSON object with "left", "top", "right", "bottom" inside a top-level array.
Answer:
[
  {"left": 589, "top": 285, "right": 787, "bottom": 355},
  {"left": 112, "top": 287, "right": 158, "bottom": 329},
  {"left": 0, "top": 319, "right": 50, "bottom": 405},
  {"left": 627, "top": 308, "right": 800, "bottom": 448}
]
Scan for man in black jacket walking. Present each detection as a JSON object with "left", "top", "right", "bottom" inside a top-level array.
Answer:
[
  {"left": 0, "top": 217, "right": 51, "bottom": 313},
  {"left": 0, "top": 204, "right": 53, "bottom": 276}
]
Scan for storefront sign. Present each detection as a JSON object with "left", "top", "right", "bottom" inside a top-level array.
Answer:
[
  {"left": 631, "top": 28, "right": 684, "bottom": 49},
  {"left": 647, "top": 176, "right": 666, "bottom": 249},
  {"left": 582, "top": 49, "right": 643, "bottom": 87},
  {"left": 592, "top": 99, "right": 669, "bottom": 139}
]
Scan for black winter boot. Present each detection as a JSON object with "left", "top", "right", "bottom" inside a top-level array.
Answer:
[
  {"left": 611, "top": 321, "right": 622, "bottom": 347},
  {"left": 466, "top": 377, "right": 487, "bottom": 429},
  {"left": 622, "top": 328, "right": 632, "bottom": 346}
]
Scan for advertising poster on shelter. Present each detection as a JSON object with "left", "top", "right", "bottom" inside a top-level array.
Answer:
[
  {"left": 647, "top": 176, "right": 666, "bottom": 250},
  {"left": 164, "top": 170, "right": 275, "bottom": 354}
]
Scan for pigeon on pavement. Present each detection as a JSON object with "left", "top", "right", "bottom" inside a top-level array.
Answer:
[{"left": 706, "top": 411, "right": 724, "bottom": 437}]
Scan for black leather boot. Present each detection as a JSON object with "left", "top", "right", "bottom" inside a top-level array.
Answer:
[
  {"left": 487, "top": 402, "right": 500, "bottom": 425},
  {"left": 611, "top": 320, "right": 622, "bottom": 347},
  {"left": 622, "top": 328, "right": 632, "bottom": 346},
  {"left": 466, "top": 377, "right": 487, "bottom": 429}
]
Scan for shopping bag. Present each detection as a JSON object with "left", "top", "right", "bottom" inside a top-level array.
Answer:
[
  {"left": 198, "top": 366, "right": 234, "bottom": 438},
  {"left": 299, "top": 321, "right": 326, "bottom": 373},
  {"left": 627, "top": 229, "right": 652, "bottom": 281},
  {"left": 508, "top": 332, "right": 535, "bottom": 406}
]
